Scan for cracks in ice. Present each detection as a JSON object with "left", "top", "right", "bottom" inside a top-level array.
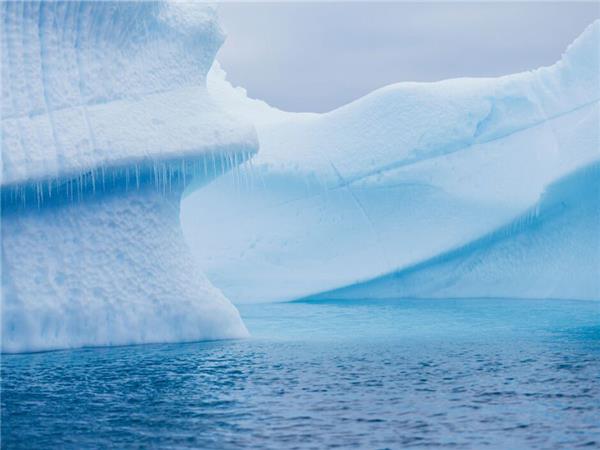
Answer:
[{"left": 329, "top": 160, "right": 394, "bottom": 271}]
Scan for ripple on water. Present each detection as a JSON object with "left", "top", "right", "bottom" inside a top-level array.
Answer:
[{"left": 2, "top": 299, "right": 600, "bottom": 449}]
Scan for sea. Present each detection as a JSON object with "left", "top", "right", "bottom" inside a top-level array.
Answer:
[{"left": 2, "top": 298, "right": 599, "bottom": 449}]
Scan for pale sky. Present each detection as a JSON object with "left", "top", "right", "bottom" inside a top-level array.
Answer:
[{"left": 216, "top": 2, "right": 600, "bottom": 112}]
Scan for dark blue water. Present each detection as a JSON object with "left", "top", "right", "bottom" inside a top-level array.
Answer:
[{"left": 2, "top": 299, "right": 600, "bottom": 449}]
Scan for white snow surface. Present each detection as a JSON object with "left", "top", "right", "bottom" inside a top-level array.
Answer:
[
  {"left": 1, "top": 1, "right": 255, "bottom": 352},
  {"left": 1, "top": 1, "right": 256, "bottom": 187},
  {"left": 183, "top": 20, "right": 600, "bottom": 303},
  {"left": 2, "top": 187, "right": 248, "bottom": 353}
]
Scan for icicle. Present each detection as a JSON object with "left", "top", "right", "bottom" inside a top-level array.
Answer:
[
  {"left": 240, "top": 152, "right": 250, "bottom": 191},
  {"left": 249, "top": 151, "right": 257, "bottom": 190},
  {"left": 245, "top": 153, "right": 252, "bottom": 190},
  {"left": 78, "top": 174, "right": 83, "bottom": 201},
  {"left": 211, "top": 151, "right": 217, "bottom": 179},
  {"left": 152, "top": 161, "right": 158, "bottom": 191},
  {"left": 229, "top": 152, "right": 236, "bottom": 188},
  {"left": 226, "top": 153, "right": 234, "bottom": 188},
  {"left": 238, "top": 154, "right": 246, "bottom": 192},
  {"left": 237, "top": 152, "right": 244, "bottom": 190},
  {"left": 167, "top": 163, "right": 171, "bottom": 192},
  {"left": 135, "top": 164, "right": 140, "bottom": 190}
]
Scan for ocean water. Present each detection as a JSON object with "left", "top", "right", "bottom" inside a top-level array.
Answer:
[{"left": 2, "top": 298, "right": 599, "bottom": 449}]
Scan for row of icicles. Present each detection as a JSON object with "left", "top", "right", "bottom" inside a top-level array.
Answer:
[{"left": 1, "top": 150, "right": 260, "bottom": 208}]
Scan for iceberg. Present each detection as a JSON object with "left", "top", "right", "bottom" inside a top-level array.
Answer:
[
  {"left": 2, "top": 3, "right": 597, "bottom": 353},
  {"left": 182, "top": 20, "right": 600, "bottom": 303},
  {"left": 1, "top": 2, "right": 256, "bottom": 352},
  {"left": 309, "top": 161, "right": 600, "bottom": 301}
]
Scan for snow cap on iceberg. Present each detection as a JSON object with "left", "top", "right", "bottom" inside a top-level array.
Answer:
[{"left": 1, "top": 1, "right": 257, "bottom": 189}]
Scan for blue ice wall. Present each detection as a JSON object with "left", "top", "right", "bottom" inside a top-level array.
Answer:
[
  {"left": 183, "top": 21, "right": 600, "bottom": 303},
  {"left": 1, "top": 1, "right": 257, "bottom": 352}
]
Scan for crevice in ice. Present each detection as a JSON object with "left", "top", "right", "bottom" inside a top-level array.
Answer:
[
  {"left": 328, "top": 160, "right": 393, "bottom": 270},
  {"left": 37, "top": 2, "right": 61, "bottom": 161},
  {"left": 74, "top": 2, "right": 99, "bottom": 165}
]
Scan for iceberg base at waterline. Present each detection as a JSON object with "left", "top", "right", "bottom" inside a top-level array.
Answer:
[
  {"left": 182, "top": 20, "right": 600, "bottom": 304},
  {"left": 306, "top": 162, "right": 600, "bottom": 301},
  {"left": 2, "top": 179, "right": 249, "bottom": 353},
  {"left": 1, "top": 1, "right": 256, "bottom": 353}
]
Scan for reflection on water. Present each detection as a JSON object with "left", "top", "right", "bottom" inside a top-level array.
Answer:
[{"left": 2, "top": 299, "right": 600, "bottom": 449}]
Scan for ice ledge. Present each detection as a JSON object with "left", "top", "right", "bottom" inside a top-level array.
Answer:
[
  {"left": 1, "top": 1, "right": 258, "bottom": 189},
  {"left": 1, "top": 85, "right": 257, "bottom": 194}
]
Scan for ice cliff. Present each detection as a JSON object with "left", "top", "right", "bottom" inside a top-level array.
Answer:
[
  {"left": 182, "top": 20, "right": 600, "bottom": 303},
  {"left": 1, "top": 1, "right": 256, "bottom": 352}
]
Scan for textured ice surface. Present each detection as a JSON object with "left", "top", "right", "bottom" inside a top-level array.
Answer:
[
  {"left": 2, "top": 186, "right": 247, "bottom": 353},
  {"left": 1, "top": 1, "right": 255, "bottom": 352},
  {"left": 1, "top": 1, "right": 256, "bottom": 188},
  {"left": 182, "top": 20, "right": 600, "bottom": 303},
  {"left": 309, "top": 162, "right": 600, "bottom": 301}
]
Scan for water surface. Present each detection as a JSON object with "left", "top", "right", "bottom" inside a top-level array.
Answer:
[{"left": 2, "top": 299, "right": 599, "bottom": 449}]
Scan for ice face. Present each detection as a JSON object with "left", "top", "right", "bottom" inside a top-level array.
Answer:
[
  {"left": 309, "top": 162, "right": 600, "bottom": 301},
  {"left": 1, "top": 1, "right": 257, "bottom": 188},
  {"left": 1, "top": 1, "right": 256, "bottom": 352},
  {"left": 182, "top": 20, "right": 600, "bottom": 303},
  {"left": 2, "top": 186, "right": 249, "bottom": 353}
]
